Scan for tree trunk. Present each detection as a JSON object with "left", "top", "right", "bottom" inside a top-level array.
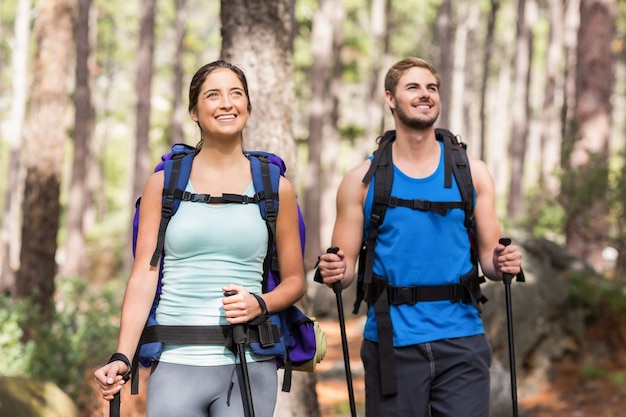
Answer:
[
  {"left": 478, "top": 0, "right": 500, "bottom": 162},
  {"left": 303, "top": 0, "right": 334, "bottom": 269},
  {"left": 169, "top": 0, "right": 187, "bottom": 146},
  {"left": 448, "top": 2, "right": 479, "bottom": 136},
  {"left": 561, "top": 0, "right": 580, "bottom": 142},
  {"left": 220, "top": 1, "right": 318, "bottom": 416},
  {"left": 61, "top": 0, "right": 94, "bottom": 277},
  {"left": 15, "top": 0, "right": 76, "bottom": 328},
  {"left": 132, "top": 0, "right": 157, "bottom": 206},
  {"left": 320, "top": 0, "right": 345, "bottom": 255},
  {"left": 220, "top": 0, "right": 297, "bottom": 176},
  {"left": 506, "top": 0, "right": 534, "bottom": 220},
  {"left": 563, "top": 0, "right": 615, "bottom": 271},
  {"left": 355, "top": 0, "right": 392, "bottom": 165},
  {"left": 0, "top": 0, "right": 31, "bottom": 294},
  {"left": 538, "top": 0, "right": 565, "bottom": 198},
  {"left": 126, "top": 0, "right": 156, "bottom": 270},
  {"left": 435, "top": 0, "right": 453, "bottom": 129}
]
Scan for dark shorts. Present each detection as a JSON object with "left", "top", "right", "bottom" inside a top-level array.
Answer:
[
  {"left": 361, "top": 334, "right": 492, "bottom": 417},
  {"left": 147, "top": 360, "right": 277, "bottom": 417}
]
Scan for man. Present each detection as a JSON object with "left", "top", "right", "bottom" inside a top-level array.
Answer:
[{"left": 316, "top": 57, "right": 523, "bottom": 417}]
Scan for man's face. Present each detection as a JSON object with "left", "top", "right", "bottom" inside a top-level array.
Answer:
[{"left": 386, "top": 66, "right": 440, "bottom": 130}]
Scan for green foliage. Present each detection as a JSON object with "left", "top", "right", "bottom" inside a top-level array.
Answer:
[
  {"left": 0, "top": 297, "right": 35, "bottom": 376},
  {"left": 610, "top": 372, "right": 626, "bottom": 388},
  {"left": 579, "top": 363, "right": 606, "bottom": 380},
  {"left": 559, "top": 150, "right": 610, "bottom": 220},
  {"left": 0, "top": 276, "right": 120, "bottom": 403},
  {"left": 580, "top": 364, "right": 626, "bottom": 390},
  {"left": 520, "top": 187, "right": 566, "bottom": 238},
  {"left": 568, "top": 270, "right": 626, "bottom": 314}
]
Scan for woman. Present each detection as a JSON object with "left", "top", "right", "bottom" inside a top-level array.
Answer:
[{"left": 94, "top": 60, "right": 306, "bottom": 417}]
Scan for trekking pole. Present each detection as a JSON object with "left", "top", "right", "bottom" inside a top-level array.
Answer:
[
  {"left": 225, "top": 290, "right": 256, "bottom": 417},
  {"left": 109, "top": 393, "right": 120, "bottom": 417},
  {"left": 499, "top": 237, "right": 523, "bottom": 417},
  {"left": 315, "top": 246, "right": 357, "bottom": 417}
]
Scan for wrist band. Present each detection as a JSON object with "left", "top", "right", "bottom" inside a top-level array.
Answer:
[
  {"left": 252, "top": 293, "right": 270, "bottom": 316},
  {"left": 108, "top": 352, "right": 132, "bottom": 381}
]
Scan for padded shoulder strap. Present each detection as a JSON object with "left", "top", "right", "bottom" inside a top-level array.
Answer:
[
  {"left": 435, "top": 128, "right": 474, "bottom": 229},
  {"left": 150, "top": 151, "right": 194, "bottom": 267},
  {"left": 362, "top": 135, "right": 394, "bottom": 286},
  {"left": 249, "top": 153, "right": 281, "bottom": 292}
]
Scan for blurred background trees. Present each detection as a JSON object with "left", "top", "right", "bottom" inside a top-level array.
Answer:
[{"left": 0, "top": 0, "right": 625, "bottom": 415}]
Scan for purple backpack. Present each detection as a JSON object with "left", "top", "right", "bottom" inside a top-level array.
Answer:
[{"left": 129, "top": 144, "right": 316, "bottom": 394}]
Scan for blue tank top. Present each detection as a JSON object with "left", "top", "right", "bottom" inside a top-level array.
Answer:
[{"left": 362, "top": 141, "right": 484, "bottom": 346}]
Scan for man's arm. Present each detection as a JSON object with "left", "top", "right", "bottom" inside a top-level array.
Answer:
[
  {"left": 318, "top": 159, "right": 371, "bottom": 289},
  {"left": 470, "top": 156, "right": 523, "bottom": 281}
]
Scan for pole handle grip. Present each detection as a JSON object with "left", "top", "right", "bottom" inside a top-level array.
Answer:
[
  {"left": 314, "top": 246, "right": 340, "bottom": 285},
  {"left": 499, "top": 237, "right": 514, "bottom": 284},
  {"left": 323, "top": 247, "right": 343, "bottom": 294}
]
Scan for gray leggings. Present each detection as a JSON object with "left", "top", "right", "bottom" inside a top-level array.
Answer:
[{"left": 147, "top": 360, "right": 278, "bottom": 417}]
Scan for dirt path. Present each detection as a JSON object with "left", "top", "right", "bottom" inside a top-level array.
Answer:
[{"left": 315, "top": 317, "right": 626, "bottom": 417}]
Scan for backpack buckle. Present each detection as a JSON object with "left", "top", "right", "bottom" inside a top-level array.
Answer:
[
  {"left": 161, "top": 195, "right": 175, "bottom": 217},
  {"left": 449, "top": 284, "right": 461, "bottom": 303},
  {"left": 413, "top": 199, "right": 430, "bottom": 211},
  {"left": 388, "top": 196, "right": 398, "bottom": 208}
]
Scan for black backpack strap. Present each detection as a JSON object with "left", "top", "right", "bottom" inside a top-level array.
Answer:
[
  {"left": 176, "top": 190, "right": 262, "bottom": 205},
  {"left": 150, "top": 153, "right": 190, "bottom": 267},
  {"left": 437, "top": 130, "right": 486, "bottom": 307},
  {"left": 362, "top": 135, "right": 394, "bottom": 287},
  {"left": 436, "top": 128, "right": 474, "bottom": 229},
  {"left": 373, "top": 286, "right": 397, "bottom": 396},
  {"left": 354, "top": 132, "right": 394, "bottom": 315},
  {"left": 249, "top": 154, "right": 280, "bottom": 291},
  {"left": 359, "top": 134, "right": 398, "bottom": 395}
]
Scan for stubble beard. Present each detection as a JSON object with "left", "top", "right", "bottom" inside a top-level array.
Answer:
[{"left": 396, "top": 105, "right": 439, "bottom": 130}]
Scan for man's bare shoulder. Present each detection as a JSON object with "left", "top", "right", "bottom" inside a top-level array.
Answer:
[
  {"left": 337, "top": 159, "right": 372, "bottom": 201},
  {"left": 345, "top": 158, "right": 372, "bottom": 182},
  {"left": 467, "top": 154, "right": 494, "bottom": 194}
]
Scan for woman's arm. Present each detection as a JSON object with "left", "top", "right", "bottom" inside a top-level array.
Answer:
[{"left": 94, "top": 171, "right": 163, "bottom": 399}]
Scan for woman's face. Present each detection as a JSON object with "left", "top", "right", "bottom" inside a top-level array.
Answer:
[{"left": 190, "top": 68, "right": 250, "bottom": 139}]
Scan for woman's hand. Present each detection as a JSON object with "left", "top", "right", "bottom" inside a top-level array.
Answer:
[
  {"left": 94, "top": 360, "right": 129, "bottom": 401},
  {"left": 222, "top": 284, "right": 264, "bottom": 324}
]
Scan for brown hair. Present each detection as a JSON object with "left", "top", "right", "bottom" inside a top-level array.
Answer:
[{"left": 384, "top": 57, "right": 441, "bottom": 94}]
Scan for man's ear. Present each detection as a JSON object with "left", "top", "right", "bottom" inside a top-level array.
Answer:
[{"left": 384, "top": 90, "right": 395, "bottom": 110}]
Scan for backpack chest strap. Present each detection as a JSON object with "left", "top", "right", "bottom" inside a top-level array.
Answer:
[
  {"left": 176, "top": 189, "right": 263, "bottom": 205},
  {"left": 374, "top": 195, "right": 469, "bottom": 216}
]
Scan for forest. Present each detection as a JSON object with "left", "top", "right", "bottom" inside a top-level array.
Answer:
[{"left": 1, "top": 0, "right": 626, "bottom": 416}]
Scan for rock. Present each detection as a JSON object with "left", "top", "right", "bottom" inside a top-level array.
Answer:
[{"left": 0, "top": 376, "right": 79, "bottom": 417}]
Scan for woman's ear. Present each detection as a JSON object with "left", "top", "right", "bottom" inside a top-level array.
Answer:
[{"left": 189, "top": 108, "right": 198, "bottom": 122}]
